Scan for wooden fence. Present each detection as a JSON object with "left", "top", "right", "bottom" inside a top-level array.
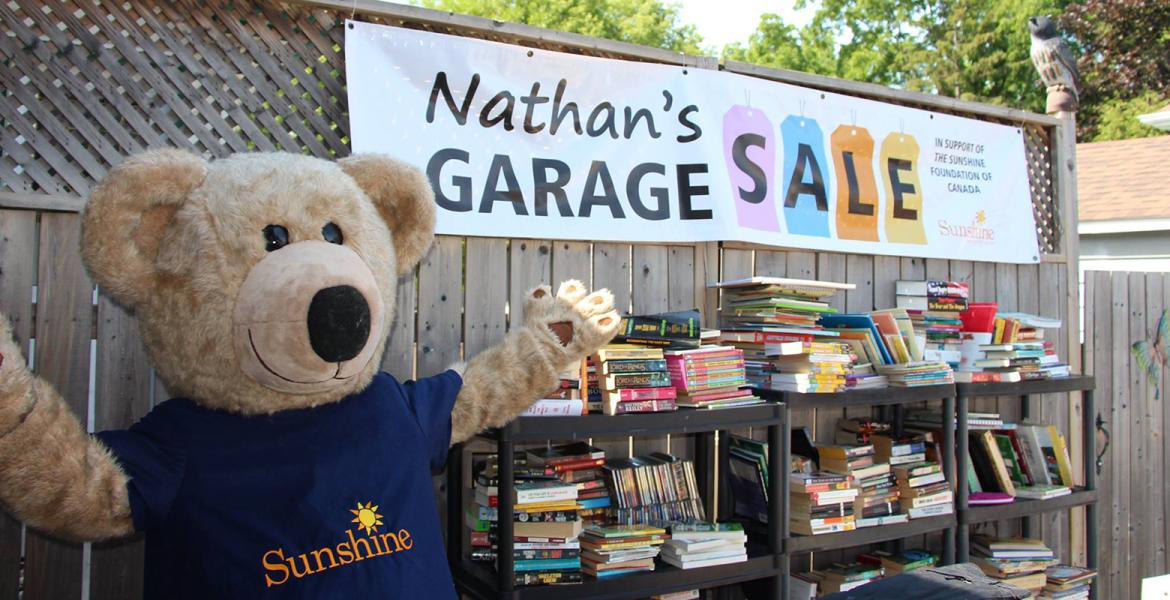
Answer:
[
  {"left": 1083, "top": 270, "right": 1169, "bottom": 600},
  {"left": 0, "top": 0, "right": 1088, "bottom": 598}
]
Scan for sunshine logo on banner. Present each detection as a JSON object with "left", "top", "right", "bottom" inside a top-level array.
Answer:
[{"left": 345, "top": 21, "right": 1041, "bottom": 264}]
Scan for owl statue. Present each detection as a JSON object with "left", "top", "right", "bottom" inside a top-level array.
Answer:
[{"left": 1028, "top": 15, "right": 1081, "bottom": 114}]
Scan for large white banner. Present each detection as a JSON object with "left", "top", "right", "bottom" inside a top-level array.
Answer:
[{"left": 346, "top": 21, "right": 1041, "bottom": 264}]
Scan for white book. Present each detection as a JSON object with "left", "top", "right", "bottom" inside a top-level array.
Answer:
[
  {"left": 908, "top": 502, "right": 954, "bottom": 519},
  {"left": 659, "top": 551, "right": 748, "bottom": 569}
]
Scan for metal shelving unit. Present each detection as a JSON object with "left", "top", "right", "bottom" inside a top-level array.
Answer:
[
  {"left": 446, "top": 404, "right": 787, "bottom": 600},
  {"left": 444, "top": 377, "right": 1098, "bottom": 600},
  {"left": 954, "top": 375, "right": 1098, "bottom": 598},
  {"left": 753, "top": 383, "right": 957, "bottom": 600}
]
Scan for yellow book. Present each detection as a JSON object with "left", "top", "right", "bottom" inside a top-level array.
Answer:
[
  {"left": 596, "top": 344, "right": 665, "bottom": 361},
  {"left": 1048, "top": 426, "right": 1075, "bottom": 487}
]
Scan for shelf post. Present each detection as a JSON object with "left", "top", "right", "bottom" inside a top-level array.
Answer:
[
  {"left": 446, "top": 443, "right": 463, "bottom": 566},
  {"left": 1020, "top": 394, "right": 1034, "bottom": 539},
  {"left": 497, "top": 432, "right": 515, "bottom": 593},
  {"left": 1083, "top": 388, "right": 1097, "bottom": 600},
  {"left": 942, "top": 393, "right": 955, "bottom": 564},
  {"left": 956, "top": 393, "right": 970, "bottom": 563},
  {"left": 774, "top": 403, "right": 789, "bottom": 600}
]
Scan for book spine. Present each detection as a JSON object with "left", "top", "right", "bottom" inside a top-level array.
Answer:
[
  {"left": 607, "top": 371, "right": 673, "bottom": 388},
  {"left": 614, "top": 399, "right": 677, "bottom": 413},
  {"left": 515, "top": 488, "right": 577, "bottom": 504},
  {"left": 520, "top": 399, "right": 585, "bottom": 416},
  {"left": 603, "top": 359, "right": 668, "bottom": 374},
  {"left": 608, "top": 387, "right": 678, "bottom": 401}
]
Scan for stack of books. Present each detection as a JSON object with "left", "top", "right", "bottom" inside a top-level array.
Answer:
[
  {"left": 659, "top": 522, "right": 748, "bottom": 569},
  {"left": 603, "top": 453, "right": 705, "bottom": 525},
  {"left": 819, "top": 443, "right": 903, "bottom": 528},
  {"left": 579, "top": 523, "right": 667, "bottom": 578},
  {"left": 904, "top": 408, "right": 1003, "bottom": 431},
  {"left": 896, "top": 279, "right": 970, "bottom": 313},
  {"left": 593, "top": 344, "right": 677, "bottom": 415},
  {"left": 509, "top": 480, "right": 583, "bottom": 586},
  {"left": 876, "top": 360, "right": 955, "bottom": 387},
  {"left": 811, "top": 563, "right": 884, "bottom": 594},
  {"left": 894, "top": 461, "right": 953, "bottom": 518},
  {"left": 845, "top": 362, "right": 889, "bottom": 390},
  {"left": 665, "top": 345, "right": 762, "bottom": 409},
  {"left": 521, "top": 361, "right": 587, "bottom": 416},
  {"left": 957, "top": 311, "right": 1070, "bottom": 383},
  {"left": 1041, "top": 565, "right": 1097, "bottom": 599},
  {"left": 712, "top": 277, "right": 855, "bottom": 388},
  {"left": 972, "top": 535, "right": 1058, "bottom": 595},
  {"left": 897, "top": 279, "right": 968, "bottom": 366},
  {"left": 789, "top": 471, "right": 858, "bottom": 535},
  {"left": 859, "top": 548, "right": 938, "bottom": 575},
  {"left": 527, "top": 443, "right": 613, "bottom": 519},
  {"left": 768, "top": 340, "right": 854, "bottom": 392}
]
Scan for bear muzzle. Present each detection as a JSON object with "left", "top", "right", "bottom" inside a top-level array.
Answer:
[{"left": 232, "top": 241, "right": 386, "bottom": 395}]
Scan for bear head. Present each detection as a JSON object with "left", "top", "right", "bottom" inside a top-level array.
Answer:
[{"left": 81, "top": 150, "right": 435, "bottom": 414}]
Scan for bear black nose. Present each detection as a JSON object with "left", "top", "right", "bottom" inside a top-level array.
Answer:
[{"left": 307, "top": 285, "right": 371, "bottom": 363}]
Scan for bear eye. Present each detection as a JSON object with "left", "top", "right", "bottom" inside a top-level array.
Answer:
[
  {"left": 262, "top": 225, "right": 290, "bottom": 252},
  {"left": 322, "top": 222, "right": 343, "bottom": 245}
]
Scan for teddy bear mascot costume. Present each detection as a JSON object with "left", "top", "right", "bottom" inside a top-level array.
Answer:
[{"left": 0, "top": 150, "right": 620, "bottom": 598}]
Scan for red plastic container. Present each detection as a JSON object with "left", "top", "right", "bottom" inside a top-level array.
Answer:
[{"left": 959, "top": 302, "right": 998, "bottom": 333}]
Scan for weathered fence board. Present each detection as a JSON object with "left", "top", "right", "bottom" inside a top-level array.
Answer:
[
  {"left": 24, "top": 213, "right": 93, "bottom": 599},
  {"left": 0, "top": 0, "right": 1085, "bottom": 595},
  {"left": 0, "top": 210, "right": 35, "bottom": 600}
]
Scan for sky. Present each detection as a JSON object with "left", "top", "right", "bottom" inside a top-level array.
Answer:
[{"left": 675, "top": 0, "right": 817, "bottom": 52}]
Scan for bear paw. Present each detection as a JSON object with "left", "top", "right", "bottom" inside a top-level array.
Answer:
[{"left": 523, "top": 280, "right": 620, "bottom": 364}]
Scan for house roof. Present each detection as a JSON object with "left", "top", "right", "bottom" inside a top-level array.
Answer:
[{"left": 1078, "top": 135, "right": 1170, "bottom": 222}]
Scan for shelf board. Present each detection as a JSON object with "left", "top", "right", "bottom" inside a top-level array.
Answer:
[
  {"left": 965, "top": 489, "right": 1098, "bottom": 524},
  {"left": 452, "top": 550, "right": 779, "bottom": 600},
  {"left": 481, "top": 404, "right": 784, "bottom": 441},
  {"left": 752, "top": 383, "right": 955, "bottom": 409},
  {"left": 785, "top": 514, "right": 956, "bottom": 553},
  {"left": 955, "top": 375, "right": 1095, "bottom": 398}
]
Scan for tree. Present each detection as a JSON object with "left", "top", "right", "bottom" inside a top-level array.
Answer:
[
  {"left": 1062, "top": 0, "right": 1170, "bottom": 140},
  {"left": 722, "top": 0, "right": 1063, "bottom": 113},
  {"left": 420, "top": 0, "right": 704, "bottom": 54}
]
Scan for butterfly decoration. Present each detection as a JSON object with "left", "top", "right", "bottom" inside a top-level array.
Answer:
[{"left": 1131, "top": 308, "right": 1170, "bottom": 397}]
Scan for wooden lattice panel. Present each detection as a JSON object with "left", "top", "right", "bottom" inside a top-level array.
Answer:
[
  {"left": 1, "top": 0, "right": 1065, "bottom": 255},
  {"left": 1024, "top": 124, "right": 1061, "bottom": 254}
]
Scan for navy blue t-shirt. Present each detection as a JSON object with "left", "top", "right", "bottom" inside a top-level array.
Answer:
[{"left": 96, "top": 371, "right": 462, "bottom": 599}]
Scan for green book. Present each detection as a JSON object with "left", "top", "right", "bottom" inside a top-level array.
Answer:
[
  {"left": 967, "top": 455, "right": 983, "bottom": 494},
  {"left": 993, "top": 433, "right": 1029, "bottom": 486}
]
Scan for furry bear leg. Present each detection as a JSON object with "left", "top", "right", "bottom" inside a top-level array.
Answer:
[
  {"left": 450, "top": 280, "right": 619, "bottom": 445},
  {"left": 0, "top": 316, "right": 134, "bottom": 541}
]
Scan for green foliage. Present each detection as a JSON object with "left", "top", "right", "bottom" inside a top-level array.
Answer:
[
  {"left": 722, "top": 0, "right": 1063, "bottom": 113},
  {"left": 1090, "top": 92, "right": 1167, "bottom": 141},
  {"left": 1062, "top": 0, "right": 1170, "bottom": 140},
  {"left": 420, "top": 0, "right": 704, "bottom": 54}
]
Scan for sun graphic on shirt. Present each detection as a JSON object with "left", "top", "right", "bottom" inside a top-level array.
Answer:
[
  {"left": 975, "top": 210, "right": 987, "bottom": 225},
  {"left": 350, "top": 501, "right": 384, "bottom": 535}
]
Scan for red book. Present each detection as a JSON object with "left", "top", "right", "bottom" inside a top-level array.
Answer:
[{"left": 551, "top": 458, "right": 606, "bottom": 472}]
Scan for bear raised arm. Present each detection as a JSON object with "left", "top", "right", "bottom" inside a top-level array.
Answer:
[{"left": 0, "top": 150, "right": 617, "bottom": 597}]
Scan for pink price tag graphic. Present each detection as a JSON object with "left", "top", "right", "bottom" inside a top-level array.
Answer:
[{"left": 722, "top": 105, "right": 780, "bottom": 232}]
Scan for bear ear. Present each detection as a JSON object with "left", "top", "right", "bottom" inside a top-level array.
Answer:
[
  {"left": 338, "top": 154, "right": 436, "bottom": 276},
  {"left": 82, "top": 149, "right": 207, "bottom": 309}
]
